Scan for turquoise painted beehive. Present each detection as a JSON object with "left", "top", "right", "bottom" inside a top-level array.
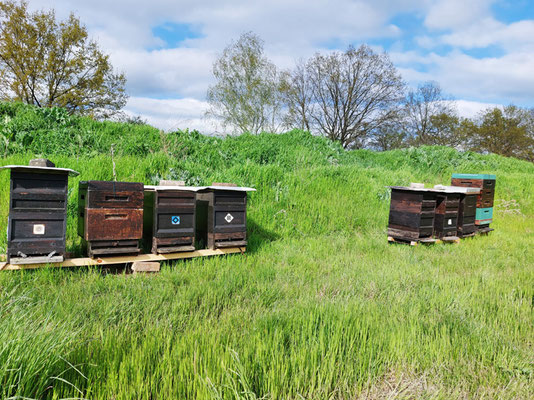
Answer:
[{"left": 451, "top": 173, "right": 496, "bottom": 228}]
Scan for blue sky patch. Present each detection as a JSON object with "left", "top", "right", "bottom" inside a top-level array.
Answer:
[
  {"left": 492, "top": 0, "right": 534, "bottom": 24},
  {"left": 151, "top": 22, "right": 203, "bottom": 48}
]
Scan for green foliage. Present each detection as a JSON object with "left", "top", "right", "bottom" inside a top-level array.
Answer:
[
  {"left": 0, "top": 112, "right": 533, "bottom": 399},
  {"left": 0, "top": 101, "right": 161, "bottom": 156},
  {"left": 464, "top": 106, "right": 534, "bottom": 162},
  {"left": 0, "top": 1, "right": 127, "bottom": 117}
]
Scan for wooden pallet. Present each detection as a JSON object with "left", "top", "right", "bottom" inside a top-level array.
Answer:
[
  {"left": 0, "top": 247, "right": 245, "bottom": 271},
  {"left": 388, "top": 236, "right": 460, "bottom": 246},
  {"left": 387, "top": 236, "right": 437, "bottom": 246}
]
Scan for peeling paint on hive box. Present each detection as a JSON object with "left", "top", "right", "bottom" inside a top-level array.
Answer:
[{"left": 78, "top": 181, "right": 144, "bottom": 257}]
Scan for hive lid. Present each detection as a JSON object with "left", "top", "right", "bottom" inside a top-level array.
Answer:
[
  {"left": 388, "top": 185, "right": 479, "bottom": 194},
  {"left": 388, "top": 185, "right": 436, "bottom": 192},
  {"left": 206, "top": 185, "right": 256, "bottom": 192},
  {"left": 433, "top": 185, "right": 481, "bottom": 194},
  {"left": 144, "top": 185, "right": 206, "bottom": 192},
  {"left": 0, "top": 165, "right": 79, "bottom": 176},
  {"left": 452, "top": 173, "right": 496, "bottom": 180},
  {"left": 144, "top": 185, "right": 256, "bottom": 192}
]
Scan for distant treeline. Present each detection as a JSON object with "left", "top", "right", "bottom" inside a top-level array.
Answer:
[{"left": 207, "top": 33, "right": 534, "bottom": 162}]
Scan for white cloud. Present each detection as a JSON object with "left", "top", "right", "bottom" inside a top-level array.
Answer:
[
  {"left": 24, "top": 0, "right": 534, "bottom": 130},
  {"left": 454, "top": 100, "right": 502, "bottom": 118},
  {"left": 124, "top": 97, "right": 221, "bottom": 133},
  {"left": 424, "top": 0, "right": 495, "bottom": 30}
]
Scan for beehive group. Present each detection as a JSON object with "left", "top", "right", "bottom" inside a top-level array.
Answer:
[
  {"left": 387, "top": 174, "right": 496, "bottom": 243},
  {"left": 1, "top": 159, "right": 496, "bottom": 264},
  {"left": 2, "top": 159, "right": 254, "bottom": 264}
]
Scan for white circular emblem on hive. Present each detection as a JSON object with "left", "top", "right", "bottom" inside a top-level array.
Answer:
[
  {"left": 225, "top": 213, "right": 234, "bottom": 223},
  {"left": 33, "top": 224, "right": 45, "bottom": 235}
]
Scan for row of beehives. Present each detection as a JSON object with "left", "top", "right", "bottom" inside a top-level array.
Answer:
[
  {"left": 1, "top": 159, "right": 254, "bottom": 265},
  {"left": 388, "top": 173, "right": 496, "bottom": 243}
]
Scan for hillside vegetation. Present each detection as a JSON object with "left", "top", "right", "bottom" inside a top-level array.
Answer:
[{"left": 0, "top": 102, "right": 533, "bottom": 399}]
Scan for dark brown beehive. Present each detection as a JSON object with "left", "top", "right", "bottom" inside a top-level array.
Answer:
[
  {"left": 78, "top": 181, "right": 144, "bottom": 257},
  {"left": 387, "top": 186, "right": 437, "bottom": 241},
  {"left": 433, "top": 190, "right": 460, "bottom": 238},
  {"left": 453, "top": 187, "right": 480, "bottom": 237},
  {"left": 1, "top": 160, "right": 78, "bottom": 264},
  {"left": 143, "top": 185, "right": 198, "bottom": 254},
  {"left": 195, "top": 185, "right": 255, "bottom": 249}
]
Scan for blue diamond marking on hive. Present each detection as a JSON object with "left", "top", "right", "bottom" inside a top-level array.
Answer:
[{"left": 171, "top": 216, "right": 180, "bottom": 225}]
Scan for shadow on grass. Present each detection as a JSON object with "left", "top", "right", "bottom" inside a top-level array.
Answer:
[{"left": 246, "top": 218, "right": 280, "bottom": 253}]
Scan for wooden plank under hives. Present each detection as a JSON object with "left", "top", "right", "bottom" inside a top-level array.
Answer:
[{"left": 0, "top": 247, "right": 245, "bottom": 271}]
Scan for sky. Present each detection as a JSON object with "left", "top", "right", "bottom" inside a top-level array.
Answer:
[{"left": 28, "top": 0, "right": 534, "bottom": 132}]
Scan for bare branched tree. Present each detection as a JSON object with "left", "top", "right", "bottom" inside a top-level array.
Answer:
[
  {"left": 206, "top": 32, "right": 283, "bottom": 134},
  {"left": 284, "top": 45, "right": 405, "bottom": 148},
  {"left": 404, "top": 81, "right": 457, "bottom": 145},
  {"left": 280, "top": 60, "right": 312, "bottom": 132}
]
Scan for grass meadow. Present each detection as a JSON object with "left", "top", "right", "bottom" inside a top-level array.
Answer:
[{"left": 0, "top": 130, "right": 533, "bottom": 399}]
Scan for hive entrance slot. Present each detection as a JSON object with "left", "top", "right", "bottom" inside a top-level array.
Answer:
[
  {"left": 105, "top": 195, "right": 129, "bottom": 201},
  {"left": 105, "top": 214, "right": 127, "bottom": 220}
]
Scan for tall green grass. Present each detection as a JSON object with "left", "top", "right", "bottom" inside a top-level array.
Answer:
[{"left": 0, "top": 128, "right": 533, "bottom": 398}]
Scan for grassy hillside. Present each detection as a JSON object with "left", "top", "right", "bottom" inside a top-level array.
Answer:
[{"left": 0, "top": 112, "right": 533, "bottom": 398}]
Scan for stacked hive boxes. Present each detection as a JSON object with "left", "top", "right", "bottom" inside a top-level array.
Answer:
[
  {"left": 387, "top": 185, "right": 437, "bottom": 241},
  {"left": 388, "top": 183, "right": 485, "bottom": 243},
  {"left": 451, "top": 174, "right": 496, "bottom": 232},
  {"left": 143, "top": 185, "right": 199, "bottom": 254},
  {"left": 78, "top": 181, "right": 144, "bottom": 257},
  {"left": 1, "top": 159, "right": 78, "bottom": 264}
]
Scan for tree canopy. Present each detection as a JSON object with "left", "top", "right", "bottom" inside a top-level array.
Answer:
[
  {"left": 0, "top": 0, "right": 127, "bottom": 118},
  {"left": 206, "top": 32, "right": 282, "bottom": 134}
]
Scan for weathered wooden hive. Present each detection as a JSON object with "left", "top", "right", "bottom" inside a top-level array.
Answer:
[
  {"left": 448, "top": 186, "right": 480, "bottom": 237},
  {"left": 451, "top": 174, "right": 496, "bottom": 231},
  {"left": 78, "top": 181, "right": 144, "bottom": 257},
  {"left": 195, "top": 184, "right": 256, "bottom": 249},
  {"left": 143, "top": 184, "right": 200, "bottom": 254},
  {"left": 432, "top": 185, "right": 480, "bottom": 238},
  {"left": 1, "top": 159, "right": 79, "bottom": 264},
  {"left": 387, "top": 185, "right": 437, "bottom": 241}
]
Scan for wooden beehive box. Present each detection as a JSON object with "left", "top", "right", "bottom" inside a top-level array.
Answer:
[
  {"left": 196, "top": 184, "right": 256, "bottom": 249},
  {"left": 1, "top": 160, "right": 78, "bottom": 264},
  {"left": 78, "top": 181, "right": 144, "bottom": 257},
  {"left": 432, "top": 185, "right": 481, "bottom": 238},
  {"left": 451, "top": 173, "right": 496, "bottom": 228},
  {"left": 143, "top": 185, "right": 199, "bottom": 254},
  {"left": 387, "top": 186, "right": 437, "bottom": 241}
]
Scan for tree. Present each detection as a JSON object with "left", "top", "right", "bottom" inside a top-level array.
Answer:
[
  {"left": 0, "top": 1, "right": 127, "bottom": 118},
  {"left": 368, "top": 112, "right": 408, "bottom": 151},
  {"left": 280, "top": 60, "right": 312, "bottom": 132},
  {"left": 404, "top": 81, "right": 458, "bottom": 146},
  {"left": 284, "top": 45, "right": 405, "bottom": 149},
  {"left": 206, "top": 32, "right": 283, "bottom": 134},
  {"left": 466, "top": 105, "right": 534, "bottom": 161}
]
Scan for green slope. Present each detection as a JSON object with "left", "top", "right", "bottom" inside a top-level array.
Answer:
[{"left": 0, "top": 120, "right": 533, "bottom": 398}]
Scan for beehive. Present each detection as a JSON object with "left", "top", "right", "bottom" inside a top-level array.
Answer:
[
  {"left": 434, "top": 185, "right": 480, "bottom": 237},
  {"left": 143, "top": 185, "right": 199, "bottom": 254},
  {"left": 451, "top": 174, "right": 496, "bottom": 229},
  {"left": 78, "top": 181, "right": 144, "bottom": 257},
  {"left": 1, "top": 160, "right": 78, "bottom": 264},
  {"left": 387, "top": 186, "right": 437, "bottom": 241},
  {"left": 195, "top": 184, "right": 256, "bottom": 249}
]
